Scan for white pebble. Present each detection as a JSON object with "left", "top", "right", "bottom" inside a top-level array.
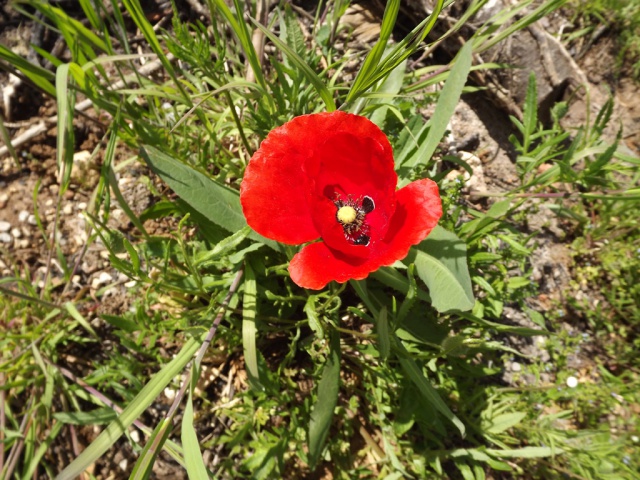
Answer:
[
  {"left": 632, "top": 435, "right": 639, "bottom": 443},
  {"left": 27, "top": 214, "right": 37, "bottom": 226},
  {"left": 511, "top": 362, "right": 522, "bottom": 372},
  {"left": 130, "top": 429, "right": 140, "bottom": 443},
  {"left": 0, "top": 221, "right": 10, "bottom": 232},
  {"left": 91, "top": 271, "right": 114, "bottom": 289},
  {"left": 11, "top": 228, "right": 21, "bottom": 238},
  {"left": 566, "top": 376, "right": 578, "bottom": 388},
  {"left": 18, "top": 210, "right": 29, "bottom": 222},
  {"left": 118, "top": 459, "right": 128, "bottom": 471},
  {"left": 0, "top": 232, "right": 12, "bottom": 243},
  {"left": 63, "top": 204, "right": 73, "bottom": 215},
  {"left": 77, "top": 202, "right": 87, "bottom": 210},
  {"left": 164, "top": 387, "right": 176, "bottom": 400}
]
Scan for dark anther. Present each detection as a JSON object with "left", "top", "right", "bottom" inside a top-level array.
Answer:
[
  {"left": 353, "top": 234, "right": 370, "bottom": 246},
  {"left": 362, "top": 196, "right": 375, "bottom": 214}
]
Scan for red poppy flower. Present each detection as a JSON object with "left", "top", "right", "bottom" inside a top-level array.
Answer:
[{"left": 240, "top": 111, "right": 442, "bottom": 290}]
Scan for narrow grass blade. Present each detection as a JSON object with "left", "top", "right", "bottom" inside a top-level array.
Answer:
[
  {"left": 308, "top": 330, "right": 341, "bottom": 467},
  {"left": 398, "top": 41, "right": 473, "bottom": 182},
  {"left": 347, "top": 0, "right": 400, "bottom": 102},
  {"left": 376, "top": 307, "right": 391, "bottom": 361},
  {"left": 209, "top": 0, "right": 269, "bottom": 94},
  {"left": 250, "top": 19, "right": 336, "bottom": 111},
  {"left": 182, "top": 382, "right": 209, "bottom": 480},
  {"left": 0, "top": 44, "right": 56, "bottom": 96},
  {"left": 64, "top": 302, "right": 98, "bottom": 338},
  {"left": 242, "top": 262, "right": 263, "bottom": 390},
  {"left": 130, "top": 419, "right": 173, "bottom": 480},
  {"left": 55, "top": 63, "right": 75, "bottom": 189},
  {"left": 396, "top": 340, "right": 465, "bottom": 437},
  {"left": 120, "top": 0, "right": 189, "bottom": 101},
  {"left": 55, "top": 336, "right": 202, "bottom": 480}
]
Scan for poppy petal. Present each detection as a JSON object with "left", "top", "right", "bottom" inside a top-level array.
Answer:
[
  {"left": 376, "top": 178, "right": 442, "bottom": 266},
  {"left": 240, "top": 117, "right": 320, "bottom": 244},
  {"left": 289, "top": 241, "right": 373, "bottom": 290},
  {"left": 288, "top": 179, "right": 441, "bottom": 290}
]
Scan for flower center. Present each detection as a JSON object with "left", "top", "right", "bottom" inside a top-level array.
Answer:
[
  {"left": 337, "top": 206, "right": 357, "bottom": 224},
  {"left": 334, "top": 195, "right": 375, "bottom": 246}
]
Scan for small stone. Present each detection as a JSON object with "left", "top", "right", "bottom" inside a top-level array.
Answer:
[
  {"left": 77, "top": 202, "right": 87, "bottom": 210},
  {"left": 91, "top": 271, "right": 113, "bottom": 289},
  {"left": 0, "top": 221, "right": 10, "bottom": 232},
  {"left": 0, "top": 193, "right": 8, "bottom": 208},
  {"left": 63, "top": 190, "right": 75, "bottom": 200},
  {"left": 566, "top": 376, "right": 578, "bottom": 388},
  {"left": 18, "top": 239, "right": 30, "bottom": 249},
  {"left": 511, "top": 362, "right": 522, "bottom": 372},
  {"left": 49, "top": 184, "right": 59, "bottom": 195},
  {"left": 27, "top": 214, "right": 37, "bottom": 226},
  {"left": 18, "top": 210, "right": 29, "bottom": 222},
  {"left": 0, "top": 232, "right": 12, "bottom": 243},
  {"left": 118, "top": 459, "right": 128, "bottom": 471},
  {"left": 63, "top": 204, "right": 73, "bottom": 215},
  {"left": 130, "top": 430, "right": 140, "bottom": 443},
  {"left": 45, "top": 199, "right": 54, "bottom": 207},
  {"left": 11, "top": 228, "right": 21, "bottom": 238}
]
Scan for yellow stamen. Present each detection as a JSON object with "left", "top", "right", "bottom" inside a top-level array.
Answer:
[{"left": 337, "top": 205, "right": 357, "bottom": 224}]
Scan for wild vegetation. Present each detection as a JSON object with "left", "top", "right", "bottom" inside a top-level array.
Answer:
[{"left": 0, "top": 0, "right": 638, "bottom": 478}]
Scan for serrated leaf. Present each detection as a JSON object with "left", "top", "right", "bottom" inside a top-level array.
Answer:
[
  {"left": 308, "top": 331, "right": 341, "bottom": 467},
  {"left": 405, "top": 226, "right": 474, "bottom": 313},
  {"left": 140, "top": 145, "right": 280, "bottom": 251}
]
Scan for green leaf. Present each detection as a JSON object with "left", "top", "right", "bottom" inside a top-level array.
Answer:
[
  {"left": 304, "top": 295, "right": 324, "bottom": 337},
  {"left": 242, "top": 263, "right": 263, "bottom": 391},
  {"left": 484, "top": 412, "right": 527, "bottom": 434},
  {"left": 308, "top": 330, "right": 341, "bottom": 467},
  {"left": 376, "top": 307, "right": 391, "bottom": 361},
  {"left": 140, "top": 145, "right": 280, "bottom": 251},
  {"left": 486, "top": 446, "right": 563, "bottom": 458},
  {"left": 347, "top": 0, "right": 400, "bottom": 103},
  {"left": 53, "top": 408, "right": 117, "bottom": 425},
  {"left": 398, "top": 41, "right": 473, "bottom": 183},
  {"left": 0, "top": 44, "right": 56, "bottom": 96},
  {"left": 405, "top": 226, "right": 474, "bottom": 313},
  {"left": 182, "top": 382, "right": 209, "bottom": 480},
  {"left": 395, "top": 339, "right": 465, "bottom": 436},
  {"left": 130, "top": 419, "right": 174, "bottom": 480}
]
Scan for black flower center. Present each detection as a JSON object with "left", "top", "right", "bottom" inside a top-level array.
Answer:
[{"left": 334, "top": 195, "right": 375, "bottom": 246}]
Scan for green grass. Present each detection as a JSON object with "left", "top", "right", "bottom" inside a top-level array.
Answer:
[
  {"left": 0, "top": 0, "right": 639, "bottom": 478},
  {"left": 566, "top": 0, "right": 640, "bottom": 77}
]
